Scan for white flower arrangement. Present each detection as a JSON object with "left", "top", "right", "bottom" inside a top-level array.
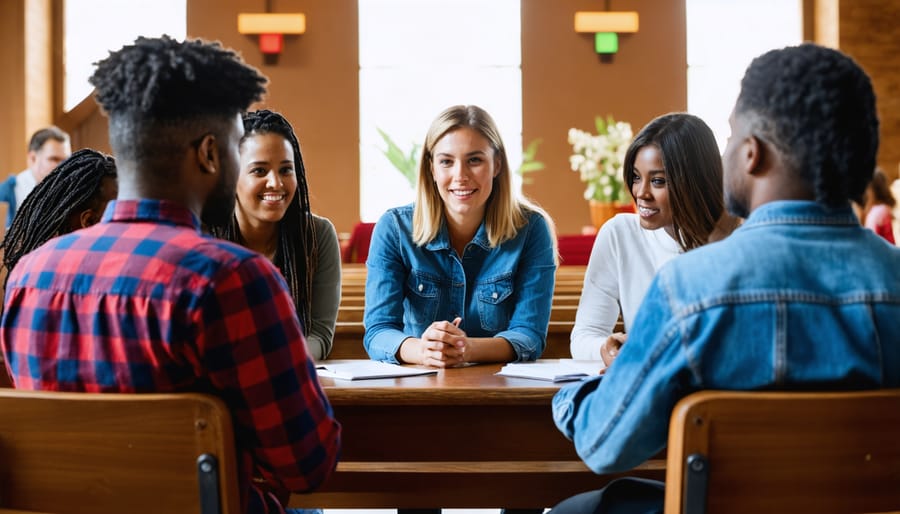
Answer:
[{"left": 568, "top": 116, "right": 634, "bottom": 203}]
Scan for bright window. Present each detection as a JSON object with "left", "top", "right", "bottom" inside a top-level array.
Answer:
[
  {"left": 358, "top": 0, "right": 522, "bottom": 222},
  {"left": 63, "top": 0, "right": 186, "bottom": 111},
  {"left": 686, "top": 0, "right": 803, "bottom": 151}
]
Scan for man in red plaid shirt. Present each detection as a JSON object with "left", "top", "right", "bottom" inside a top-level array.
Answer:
[{"left": 0, "top": 36, "right": 341, "bottom": 514}]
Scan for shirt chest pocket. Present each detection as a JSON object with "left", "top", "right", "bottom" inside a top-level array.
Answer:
[
  {"left": 476, "top": 275, "right": 514, "bottom": 333},
  {"left": 405, "top": 271, "right": 442, "bottom": 325}
]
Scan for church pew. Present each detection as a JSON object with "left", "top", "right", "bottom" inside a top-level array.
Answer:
[
  {"left": 339, "top": 266, "right": 587, "bottom": 299},
  {"left": 337, "top": 303, "right": 579, "bottom": 324},
  {"left": 340, "top": 294, "right": 581, "bottom": 309}
]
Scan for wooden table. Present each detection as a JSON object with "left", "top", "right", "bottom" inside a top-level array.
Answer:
[{"left": 289, "top": 361, "right": 665, "bottom": 509}]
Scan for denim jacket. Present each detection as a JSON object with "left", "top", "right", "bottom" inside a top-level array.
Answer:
[
  {"left": 364, "top": 204, "right": 557, "bottom": 363},
  {"left": 0, "top": 175, "right": 17, "bottom": 228},
  {"left": 553, "top": 200, "right": 900, "bottom": 473}
]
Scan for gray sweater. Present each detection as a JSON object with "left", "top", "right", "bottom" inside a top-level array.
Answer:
[{"left": 306, "top": 215, "right": 341, "bottom": 360}]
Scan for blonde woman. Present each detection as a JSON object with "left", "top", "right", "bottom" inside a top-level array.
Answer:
[{"left": 364, "top": 105, "right": 558, "bottom": 368}]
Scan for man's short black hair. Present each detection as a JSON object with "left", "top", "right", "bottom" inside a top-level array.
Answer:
[
  {"left": 736, "top": 43, "right": 879, "bottom": 206},
  {"left": 88, "top": 35, "right": 268, "bottom": 164}
]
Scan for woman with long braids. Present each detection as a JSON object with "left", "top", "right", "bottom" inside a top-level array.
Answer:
[
  {"left": 1, "top": 148, "right": 117, "bottom": 290},
  {"left": 209, "top": 109, "right": 341, "bottom": 361}
]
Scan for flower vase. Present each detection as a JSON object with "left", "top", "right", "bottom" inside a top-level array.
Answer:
[{"left": 589, "top": 200, "right": 634, "bottom": 230}]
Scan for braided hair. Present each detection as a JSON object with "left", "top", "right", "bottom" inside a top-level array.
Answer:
[
  {"left": 88, "top": 35, "right": 267, "bottom": 169},
  {"left": 735, "top": 44, "right": 879, "bottom": 207},
  {"left": 1, "top": 148, "right": 116, "bottom": 285},
  {"left": 208, "top": 110, "right": 318, "bottom": 334}
]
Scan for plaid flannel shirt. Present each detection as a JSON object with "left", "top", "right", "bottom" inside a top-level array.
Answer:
[{"left": 1, "top": 199, "right": 341, "bottom": 513}]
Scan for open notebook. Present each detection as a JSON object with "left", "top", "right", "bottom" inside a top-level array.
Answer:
[
  {"left": 316, "top": 361, "right": 438, "bottom": 380},
  {"left": 496, "top": 359, "right": 604, "bottom": 382}
]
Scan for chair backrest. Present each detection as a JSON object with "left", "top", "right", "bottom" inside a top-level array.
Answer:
[
  {"left": 664, "top": 389, "right": 900, "bottom": 514},
  {"left": 0, "top": 390, "right": 241, "bottom": 514}
]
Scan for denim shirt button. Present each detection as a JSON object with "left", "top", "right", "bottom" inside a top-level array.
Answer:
[
  {"left": 492, "top": 292, "right": 498, "bottom": 299},
  {"left": 418, "top": 284, "right": 424, "bottom": 292}
]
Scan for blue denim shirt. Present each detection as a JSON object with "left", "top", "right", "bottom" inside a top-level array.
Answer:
[
  {"left": 553, "top": 200, "right": 900, "bottom": 473},
  {"left": 364, "top": 204, "right": 557, "bottom": 363}
]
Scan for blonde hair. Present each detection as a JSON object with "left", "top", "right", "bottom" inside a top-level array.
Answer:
[{"left": 412, "top": 105, "right": 556, "bottom": 255}]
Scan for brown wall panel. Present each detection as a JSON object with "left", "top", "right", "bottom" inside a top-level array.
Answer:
[
  {"left": 70, "top": 109, "right": 111, "bottom": 155},
  {"left": 0, "top": 1, "right": 28, "bottom": 177},
  {"left": 522, "top": 0, "right": 687, "bottom": 234},
  {"left": 837, "top": 0, "right": 900, "bottom": 181},
  {"left": 24, "top": 0, "right": 53, "bottom": 137}
]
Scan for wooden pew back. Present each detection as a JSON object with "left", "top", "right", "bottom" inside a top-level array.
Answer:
[
  {"left": 665, "top": 389, "right": 900, "bottom": 514},
  {"left": 0, "top": 390, "right": 241, "bottom": 514}
]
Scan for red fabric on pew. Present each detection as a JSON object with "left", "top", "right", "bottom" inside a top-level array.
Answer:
[
  {"left": 557, "top": 233, "right": 597, "bottom": 266},
  {"left": 341, "top": 222, "right": 376, "bottom": 264},
  {"left": 341, "top": 223, "right": 600, "bottom": 266}
]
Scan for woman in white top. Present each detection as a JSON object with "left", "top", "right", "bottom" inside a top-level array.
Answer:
[{"left": 571, "top": 113, "right": 728, "bottom": 363}]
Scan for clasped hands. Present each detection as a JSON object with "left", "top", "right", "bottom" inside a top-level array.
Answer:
[{"left": 401, "top": 317, "right": 468, "bottom": 367}]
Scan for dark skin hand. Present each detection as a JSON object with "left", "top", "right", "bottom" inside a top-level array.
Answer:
[{"left": 599, "top": 332, "right": 626, "bottom": 373}]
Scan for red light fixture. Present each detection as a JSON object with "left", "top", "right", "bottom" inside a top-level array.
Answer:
[
  {"left": 237, "top": 13, "right": 305, "bottom": 56},
  {"left": 258, "top": 33, "right": 283, "bottom": 55}
]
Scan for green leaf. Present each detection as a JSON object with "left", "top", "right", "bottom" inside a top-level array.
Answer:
[
  {"left": 377, "top": 127, "right": 418, "bottom": 189},
  {"left": 519, "top": 161, "right": 545, "bottom": 173},
  {"left": 517, "top": 138, "right": 545, "bottom": 184},
  {"left": 522, "top": 138, "right": 542, "bottom": 160}
]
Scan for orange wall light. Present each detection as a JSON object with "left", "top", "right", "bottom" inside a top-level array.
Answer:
[
  {"left": 574, "top": 11, "right": 639, "bottom": 54},
  {"left": 237, "top": 13, "right": 306, "bottom": 55},
  {"left": 574, "top": 12, "right": 639, "bottom": 33}
]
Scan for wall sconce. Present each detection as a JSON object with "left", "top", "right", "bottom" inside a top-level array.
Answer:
[
  {"left": 237, "top": 13, "right": 306, "bottom": 55},
  {"left": 574, "top": 11, "right": 639, "bottom": 54}
]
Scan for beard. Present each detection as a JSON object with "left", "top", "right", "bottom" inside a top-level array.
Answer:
[
  {"left": 725, "top": 190, "right": 749, "bottom": 219},
  {"left": 201, "top": 164, "right": 237, "bottom": 227}
]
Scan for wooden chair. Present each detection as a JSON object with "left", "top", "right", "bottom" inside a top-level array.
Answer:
[
  {"left": 0, "top": 390, "right": 241, "bottom": 514},
  {"left": 665, "top": 389, "right": 900, "bottom": 514}
]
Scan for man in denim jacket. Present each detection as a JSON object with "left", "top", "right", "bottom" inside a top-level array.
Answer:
[{"left": 550, "top": 43, "right": 900, "bottom": 513}]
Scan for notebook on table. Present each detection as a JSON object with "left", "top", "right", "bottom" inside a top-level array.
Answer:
[
  {"left": 496, "top": 359, "right": 604, "bottom": 382},
  {"left": 316, "top": 360, "right": 438, "bottom": 380}
]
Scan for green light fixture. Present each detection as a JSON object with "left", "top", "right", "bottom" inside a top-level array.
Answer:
[
  {"left": 574, "top": 11, "right": 639, "bottom": 55},
  {"left": 594, "top": 33, "right": 619, "bottom": 54}
]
